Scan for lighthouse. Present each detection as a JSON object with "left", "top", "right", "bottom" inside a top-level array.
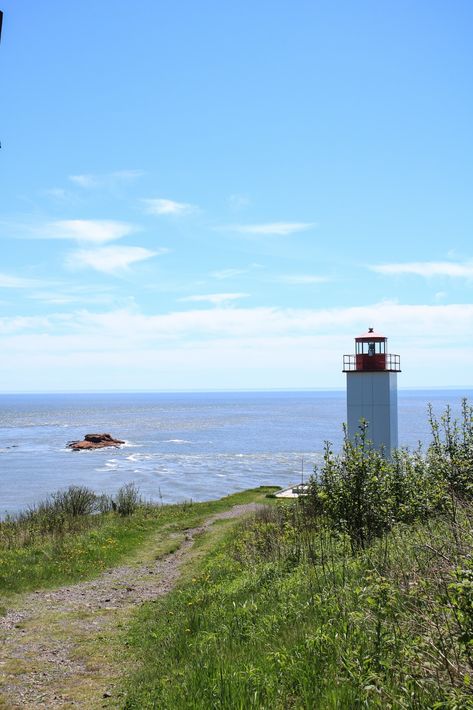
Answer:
[{"left": 343, "top": 328, "right": 401, "bottom": 456}]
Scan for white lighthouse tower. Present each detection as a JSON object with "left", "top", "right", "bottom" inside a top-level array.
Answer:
[{"left": 343, "top": 328, "right": 401, "bottom": 456}]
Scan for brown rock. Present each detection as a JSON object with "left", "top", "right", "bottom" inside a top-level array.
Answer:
[{"left": 67, "top": 433, "right": 125, "bottom": 451}]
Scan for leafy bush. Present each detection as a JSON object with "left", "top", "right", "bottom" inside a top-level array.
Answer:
[
  {"left": 115, "top": 483, "right": 141, "bottom": 516},
  {"left": 427, "top": 399, "right": 473, "bottom": 500},
  {"left": 314, "top": 422, "right": 393, "bottom": 549},
  {"left": 308, "top": 399, "right": 473, "bottom": 550},
  {"left": 52, "top": 485, "right": 98, "bottom": 517}
]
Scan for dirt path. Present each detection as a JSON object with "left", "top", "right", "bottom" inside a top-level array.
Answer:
[{"left": 0, "top": 503, "right": 263, "bottom": 709}]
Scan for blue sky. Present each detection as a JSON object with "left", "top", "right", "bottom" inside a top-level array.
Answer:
[{"left": 1, "top": 1, "right": 472, "bottom": 391}]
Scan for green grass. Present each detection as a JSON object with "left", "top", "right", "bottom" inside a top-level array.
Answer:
[
  {"left": 121, "top": 503, "right": 473, "bottom": 709},
  {"left": 0, "top": 486, "right": 277, "bottom": 597}
]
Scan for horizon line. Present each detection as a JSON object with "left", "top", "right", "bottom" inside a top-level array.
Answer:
[{"left": 1, "top": 386, "right": 473, "bottom": 396}]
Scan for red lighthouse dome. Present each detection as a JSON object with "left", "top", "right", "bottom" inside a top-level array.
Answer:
[{"left": 343, "top": 327, "right": 401, "bottom": 372}]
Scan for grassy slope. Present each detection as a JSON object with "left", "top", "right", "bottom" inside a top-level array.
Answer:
[
  {"left": 4, "top": 483, "right": 472, "bottom": 708},
  {"left": 0, "top": 487, "right": 276, "bottom": 599},
  {"left": 121, "top": 504, "right": 473, "bottom": 709},
  {"left": 0, "top": 488, "right": 277, "bottom": 709}
]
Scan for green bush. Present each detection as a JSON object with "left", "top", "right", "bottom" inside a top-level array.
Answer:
[
  {"left": 308, "top": 400, "right": 473, "bottom": 550},
  {"left": 427, "top": 399, "right": 473, "bottom": 500},
  {"left": 115, "top": 482, "right": 141, "bottom": 516},
  {"left": 52, "top": 485, "right": 98, "bottom": 517},
  {"left": 313, "top": 422, "right": 393, "bottom": 549}
]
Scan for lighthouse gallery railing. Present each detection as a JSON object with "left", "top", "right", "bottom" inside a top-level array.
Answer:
[{"left": 343, "top": 353, "right": 401, "bottom": 372}]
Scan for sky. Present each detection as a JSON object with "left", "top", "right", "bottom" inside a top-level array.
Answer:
[{"left": 1, "top": 1, "right": 472, "bottom": 392}]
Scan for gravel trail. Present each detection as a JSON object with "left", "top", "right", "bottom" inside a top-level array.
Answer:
[{"left": 0, "top": 503, "right": 263, "bottom": 709}]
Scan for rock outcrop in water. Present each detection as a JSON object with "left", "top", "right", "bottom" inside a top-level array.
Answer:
[{"left": 67, "top": 433, "right": 125, "bottom": 451}]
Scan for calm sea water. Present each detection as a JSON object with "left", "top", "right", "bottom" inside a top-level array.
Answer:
[{"left": 0, "top": 390, "right": 471, "bottom": 516}]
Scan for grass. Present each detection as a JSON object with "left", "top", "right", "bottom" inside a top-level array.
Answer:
[
  {"left": 120, "top": 502, "right": 473, "bottom": 709},
  {"left": 0, "top": 486, "right": 277, "bottom": 598},
  {"left": 0, "top": 484, "right": 278, "bottom": 709}
]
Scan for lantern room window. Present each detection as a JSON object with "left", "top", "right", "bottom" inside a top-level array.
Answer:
[{"left": 355, "top": 340, "right": 386, "bottom": 355}]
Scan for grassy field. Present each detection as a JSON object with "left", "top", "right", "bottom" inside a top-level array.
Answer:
[
  {"left": 120, "top": 402, "right": 473, "bottom": 708},
  {"left": 121, "top": 503, "right": 473, "bottom": 709},
  {"left": 0, "top": 486, "right": 276, "bottom": 598},
  {"left": 0, "top": 485, "right": 278, "bottom": 709}
]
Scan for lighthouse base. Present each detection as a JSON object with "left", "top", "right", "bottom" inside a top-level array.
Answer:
[{"left": 346, "top": 371, "right": 398, "bottom": 456}]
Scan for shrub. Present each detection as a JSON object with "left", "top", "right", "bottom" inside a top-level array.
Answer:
[
  {"left": 52, "top": 485, "right": 98, "bottom": 517},
  {"left": 427, "top": 399, "right": 473, "bottom": 501},
  {"left": 308, "top": 399, "right": 473, "bottom": 551},
  {"left": 115, "top": 483, "right": 141, "bottom": 516},
  {"left": 311, "top": 422, "right": 393, "bottom": 549},
  {"left": 96, "top": 493, "right": 115, "bottom": 514}
]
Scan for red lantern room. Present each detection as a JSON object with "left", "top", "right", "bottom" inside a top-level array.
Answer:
[{"left": 343, "top": 328, "right": 401, "bottom": 373}]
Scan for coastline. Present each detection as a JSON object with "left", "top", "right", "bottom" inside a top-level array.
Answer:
[{"left": 1, "top": 389, "right": 472, "bottom": 516}]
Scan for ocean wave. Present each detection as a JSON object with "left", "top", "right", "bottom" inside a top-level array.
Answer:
[{"left": 125, "top": 453, "right": 153, "bottom": 462}]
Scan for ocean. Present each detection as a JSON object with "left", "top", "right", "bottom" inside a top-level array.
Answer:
[{"left": 0, "top": 390, "right": 471, "bottom": 517}]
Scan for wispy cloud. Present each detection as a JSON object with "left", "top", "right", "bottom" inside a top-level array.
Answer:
[
  {"left": 223, "top": 222, "right": 315, "bottom": 236},
  {"left": 3, "top": 218, "right": 137, "bottom": 243},
  {"left": 178, "top": 293, "right": 249, "bottom": 305},
  {"left": 370, "top": 260, "right": 473, "bottom": 278},
  {"left": 4, "top": 302, "right": 473, "bottom": 342},
  {"left": 67, "top": 245, "right": 164, "bottom": 274},
  {"left": 28, "top": 290, "right": 115, "bottom": 306},
  {"left": 276, "top": 274, "right": 330, "bottom": 285},
  {"left": 27, "top": 283, "right": 116, "bottom": 306},
  {"left": 209, "top": 268, "right": 327, "bottom": 285},
  {"left": 0, "top": 273, "right": 45, "bottom": 289},
  {"left": 210, "top": 264, "right": 262, "bottom": 280},
  {"left": 0, "top": 272, "right": 117, "bottom": 304},
  {"left": 47, "top": 220, "right": 138, "bottom": 244},
  {"left": 69, "top": 170, "right": 144, "bottom": 189},
  {"left": 142, "top": 198, "right": 195, "bottom": 216},
  {"left": 3, "top": 302, "right": 473, "bottom": 389}
]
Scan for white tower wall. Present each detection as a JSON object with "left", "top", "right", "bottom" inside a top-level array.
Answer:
[{"left": 346, "top": 371, "right": 398, "bottom": 455}]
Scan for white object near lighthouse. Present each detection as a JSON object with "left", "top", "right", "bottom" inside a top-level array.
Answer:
[{"left": 343, "top": 328, "right": 401, "bottom": 456}]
